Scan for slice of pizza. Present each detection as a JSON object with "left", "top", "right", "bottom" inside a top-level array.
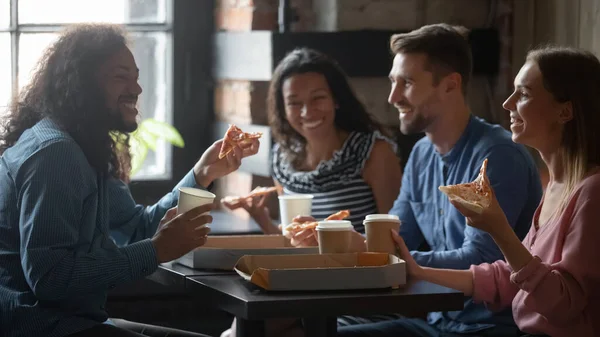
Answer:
[
  {"left": 284, "top": 209, "right": 351, "bottom": 233},
  {"left": 218, "top": 124, "right": 263, "bottom": 159},
  {"left": 246, "top": 186, "right": 280, "bottom": 198},
  {"left": 438, "top": 159, "right": 491, "bottom": 214},
  {"left": 221, "top": 186, "right": 279, "bottom": 205}
]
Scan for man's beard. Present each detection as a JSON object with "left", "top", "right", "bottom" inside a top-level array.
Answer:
[
  {"left": 399, "top": 110, "right": 434, "bottom": 135},
  {"left": 107, "top": 107, "right": 138, "bottom": 133}
]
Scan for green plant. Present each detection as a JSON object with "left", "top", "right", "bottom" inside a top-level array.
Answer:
[{"left": 128, "top": 118, "right": 185, "bottom": 175}]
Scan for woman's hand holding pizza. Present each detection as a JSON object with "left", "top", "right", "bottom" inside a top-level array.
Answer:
[
  {"left": 283, "top": 215, "right": 319, "bottom": 247},
  {"left": 450, "top": 183, "right": 509, "bottom": 237},
  {"left": 441, "top": 159, "right": 510, "bottom": 237}
]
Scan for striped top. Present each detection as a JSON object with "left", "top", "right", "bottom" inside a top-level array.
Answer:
[
  {"left": 0, "top": 118, "right": 197, "bottom": 337},
  {"left": 272, "top": 131, "right": 396, "bottom": 232}
]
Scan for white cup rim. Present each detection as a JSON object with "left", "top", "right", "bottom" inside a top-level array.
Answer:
[
  {"left": 278, "top": 194, "right": 314, "bottom": 200},
  {"left": 179, "top": 187, "right": 216, "bottom": 199},
  {"left": 316, "top": 220, "right": 353, "bottom": 231},
  {"left": 363, "top": 214, "right": 400, "bottom": 223}
]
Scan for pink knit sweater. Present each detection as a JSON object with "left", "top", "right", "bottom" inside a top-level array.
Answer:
[{"left": 470, "top": 173, "right": 600, "bottom": 337}]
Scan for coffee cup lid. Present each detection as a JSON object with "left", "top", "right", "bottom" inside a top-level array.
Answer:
[
  {"left": 363, "top": 214, "right": 400, "bottom": 222},
  {"left": 316, "top": 220, "right": 353, "bottom": 231}
]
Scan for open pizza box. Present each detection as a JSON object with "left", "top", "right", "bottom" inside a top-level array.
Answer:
[
  {"left": 234, "top": 253, "right": 406, "bottom": 291},
  {"left": 177, "top": 235, "right": 318, "bottom": 270}
]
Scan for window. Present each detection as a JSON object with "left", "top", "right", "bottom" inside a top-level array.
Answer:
[{"left": 0, "top": 0, "right": 173, "bottom": 180}]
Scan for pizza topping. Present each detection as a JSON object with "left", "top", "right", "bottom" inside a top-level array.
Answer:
[
  {"left": 438, "top": 159, "right": 491, "bottom": 213},
  {"left": 218, "top": 124, "right": 263, "bottom": 159}
]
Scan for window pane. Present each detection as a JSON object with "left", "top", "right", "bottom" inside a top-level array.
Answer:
[
  {"left": 0, "top": 34, "right": 12, "bottom": 113},
  {"left": 0, "top": 1, "right": 9, "bottom": 28},
  {"left": 129, "top": 32, "right": 172, "bottom": 180},
  {"left": 18, "top": 33, "right": 58, "bottom": 91},
  {"left": 19, "top": 0, "right": 167, "bottom": 24}
]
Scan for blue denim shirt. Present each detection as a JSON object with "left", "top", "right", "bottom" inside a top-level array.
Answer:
[
  {"left": 0, "top": 118, "right": 198, "bottom": 337},
  {"left": 390, "top": 116, "right": 543, "bottom": 333}
]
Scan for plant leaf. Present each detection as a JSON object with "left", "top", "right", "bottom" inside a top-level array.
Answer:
[
  {"left": 129, "top": 134, "right": 148, "bottom": 175},
  {"left": 132, "top": 129, "right": 158, "bottom": 151},
  {"left": 140, "top": 119, "right": 185, "bottom": 148}
]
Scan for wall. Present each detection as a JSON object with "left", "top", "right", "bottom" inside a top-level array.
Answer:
[{"left": 513, "top": 0, "right": 600, "bottom": 74}]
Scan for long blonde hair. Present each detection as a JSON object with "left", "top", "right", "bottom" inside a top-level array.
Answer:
[{"left": 527, "top": 46, "right": 600, "bottom": 212}]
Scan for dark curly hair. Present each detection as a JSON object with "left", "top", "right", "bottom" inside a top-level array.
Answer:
[
  {"left": 0, "top": 23, "right": 131, "bottom": 180},
  {"left": 267, "top": 48, "right": 383, "bottom": 168}
]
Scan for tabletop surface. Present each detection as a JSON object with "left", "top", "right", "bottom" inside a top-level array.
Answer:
[{"left": 187, "top": 274, "right": 465, "bottom": 320}]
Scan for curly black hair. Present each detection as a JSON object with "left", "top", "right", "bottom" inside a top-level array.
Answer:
[{"left": 0, "top": 23, "right": 132, "bottom": 180}]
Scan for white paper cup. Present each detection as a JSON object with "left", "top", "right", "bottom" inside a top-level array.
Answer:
[
  {"left": 177, "top": 187, "right": 216, "bottom": 216},
  {"left": 278, "top": 194, "right": 313, "bottom": 236}
]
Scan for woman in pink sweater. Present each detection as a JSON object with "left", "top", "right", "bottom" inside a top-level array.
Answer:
[{"left": 393, "top": 46, "right": 600, "bottom": 337}]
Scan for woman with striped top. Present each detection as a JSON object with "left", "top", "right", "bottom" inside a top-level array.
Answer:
[{"left": 223, "top": 47, "right": 402, "bottom": 246}]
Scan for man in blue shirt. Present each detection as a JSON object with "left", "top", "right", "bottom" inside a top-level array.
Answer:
[
  {"left": 0, "top": 24, "right": 259, "bottom": 337},
  {"left": 338, "top": 24, "right": 543, "bottom": 336}
]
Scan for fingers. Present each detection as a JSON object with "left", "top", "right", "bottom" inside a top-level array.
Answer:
[
  {"left": 449, "top": 200, "right": 477, "bottom": 217},
  {"left": 212, "top": 139, "right": 224, "bottom": 148},
  {"left": 391, "top": 229, "right": 410, "bottom": 258},
  {"left": 193, "top": 224, "right": 212, "bottom": 238},
  {"left": 181, "top": 203, "right": 215, "bottom": 221},
  {"left": 187, "top": 214, "right": 213, "bottom": 228},
  {"left": 241, "top": 139, "right": 260, "bottom": 157},
  {"left": 292, "top": 215, "right": 316, "bottom": 223},
  {"left": 165, "top": 207, "right": 178, "bottom": 218},
  {"left": 221, "top": 198, "right": 242, "bottom": 210},
  {"left": 291, "top": 234, "right": 317, "bottom": 247},
  {"left": 293, "top": 228, "right": 314, "bottom": 241},
  {"left": 193, "top": 236, "right": 208, "bottom": 248},
  {"left": 255, "top": 195, "right": 267, "bottom": 208},
  {"left": 226, "top": 146, "right": 243, "bottom": 168}
]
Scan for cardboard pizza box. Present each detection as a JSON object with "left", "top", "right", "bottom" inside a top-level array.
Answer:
[
  {"left": 234, "top": 253, "right": 406, "bottom": 291},
  {"left": 177, "top": 235, "right": 318, "bottom": 270}
]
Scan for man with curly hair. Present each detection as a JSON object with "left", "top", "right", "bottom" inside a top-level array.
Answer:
[{"left": 0, "top": 24, "right": 259, "bottom": 337}]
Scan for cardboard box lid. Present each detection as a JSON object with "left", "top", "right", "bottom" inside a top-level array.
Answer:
[
  {"left": 177, "top": 235, "right": 318, "bottom": 270},
  {"left": 234, "top": 253, "right": 406, "bottom": 291},
  {"left": 201, "top": 234, "right": 293, "bottom": 249}
]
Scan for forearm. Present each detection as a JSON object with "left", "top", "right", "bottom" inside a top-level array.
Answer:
[
  {"left": 111, "top": 170, "right": 198, "bottom": 244},
  {"left": 256, "top": 215, "right": 279, "bottom": 234},
  {"left": 417, "top": 267, "right": 474, "bottom": 296},
  {"left": 25, "top": 240, "right": 157, "bottom": 301},
  {"left": 411, "top": 246, "right": 494, "bottom": 270},
  {"left": 491, "top": 224, "right": 533, "bottom": 273}
]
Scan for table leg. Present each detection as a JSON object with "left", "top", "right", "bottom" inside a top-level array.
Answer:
[
  {"left": 235, "top": 317, "right": 265, "bottom": 337},
  {"left": 302, "top": 316, "right": 337, "bottom": 337}
]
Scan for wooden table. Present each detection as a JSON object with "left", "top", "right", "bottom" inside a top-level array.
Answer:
[{"left": 187, "top": 274, "right": 464, "bottom": 337}]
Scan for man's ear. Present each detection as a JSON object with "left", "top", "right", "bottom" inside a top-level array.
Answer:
[
  {"left": 443, "top": 73, "right": 462, "bottom": 94},
  {"left": 559, "top": 101, "right": 573, "bottom": 124}
]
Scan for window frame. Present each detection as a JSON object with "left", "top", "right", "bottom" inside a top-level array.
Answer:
[{"left": 2, "top": 0, "right": 215, "bottom": 203}]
